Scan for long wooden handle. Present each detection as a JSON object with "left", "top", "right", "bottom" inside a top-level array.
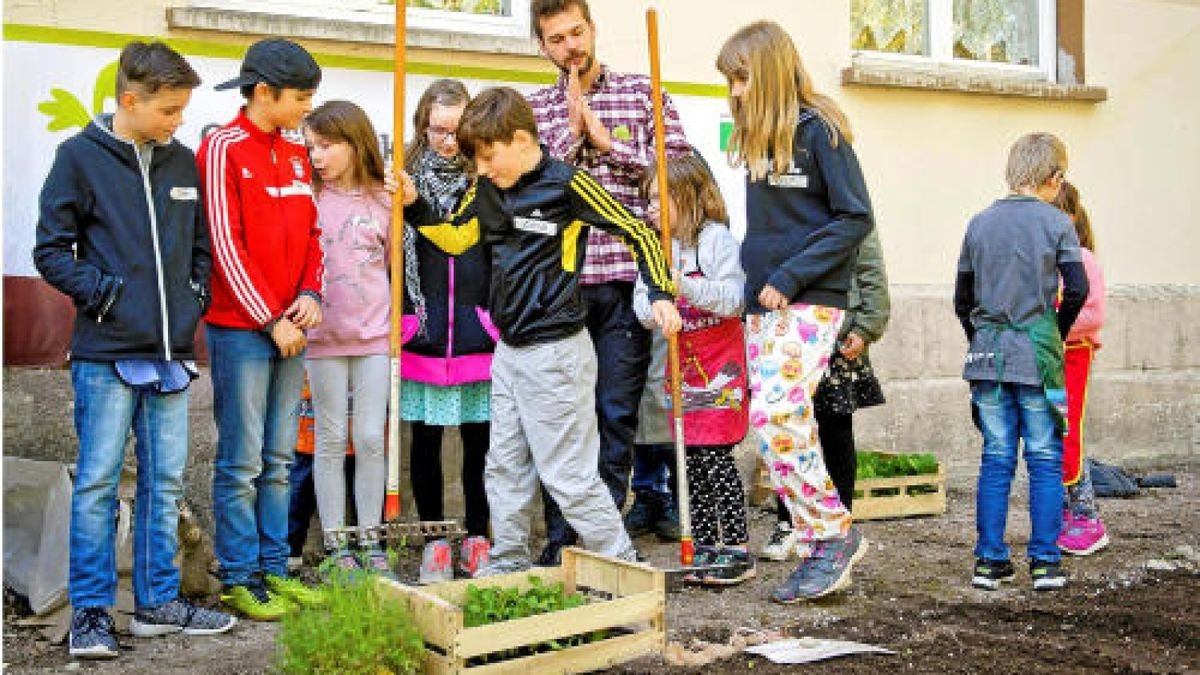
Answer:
[
  {"left": 385, "top": 0, "right": 407, "bottom": 522},
  {"left": 646, "top": 7, "right": 693, "bottom": 566}
]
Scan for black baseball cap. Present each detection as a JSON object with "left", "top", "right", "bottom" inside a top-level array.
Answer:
[{"left": 214, "top": 38, "right": 322, "bottom": 91}]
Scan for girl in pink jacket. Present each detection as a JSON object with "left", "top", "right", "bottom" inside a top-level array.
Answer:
[{"left": 1054, "top": 182, "right": 1109, "bottom": 556}]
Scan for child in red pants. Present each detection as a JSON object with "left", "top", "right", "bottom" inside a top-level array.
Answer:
[{"left": 1054, "top": 182, "right": 1109, "bottom": 556}]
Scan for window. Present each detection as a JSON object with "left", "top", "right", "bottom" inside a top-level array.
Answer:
[
  {"left": 851, "top": 0, "right": 1057, "bottom": 80},
  {"left": 185, "top": 0, "right": 532, "bottom": 40}
]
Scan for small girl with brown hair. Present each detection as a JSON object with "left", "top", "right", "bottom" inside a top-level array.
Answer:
[
  {"left": 302, "top": 100, "right": 393, "bottom": 576},
  {"left": 717, "top": 21, "right": 875, "bottom": 602},
  {"left": 1053, "top": 181, "right": 1109, "bottom": 556},
  {"left": 400, "top": 79, "right": 494, "bottom": 583},
  {"left": 633, "top": 153, "right": 752, "bottom": 585}
]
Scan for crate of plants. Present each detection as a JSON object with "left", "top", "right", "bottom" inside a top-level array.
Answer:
[
  {"left": 375, "top": 547, "right": 666, "bottom": 674},
  {"left": 851, "top": 450, "right": 947, "bottom": 521}
]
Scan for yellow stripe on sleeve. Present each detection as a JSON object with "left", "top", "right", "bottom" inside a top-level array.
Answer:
[{"left": 569, "top": 173, "right": 675, "bottom": 293}]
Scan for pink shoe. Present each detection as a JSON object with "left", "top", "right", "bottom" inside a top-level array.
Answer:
[
  {"left": 1057, "top": 515, "right": 1110, "bottom": 556},
  {"left": 419, "top": 539, "right": 453, "bottom": 584},
  {"left": 459, "top": 536, "right": 491, "bottom": 578}
]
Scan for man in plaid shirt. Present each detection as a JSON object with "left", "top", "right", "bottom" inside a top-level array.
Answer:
[{"left": 527, "top": 0, "right": 691, "bottom": 565}]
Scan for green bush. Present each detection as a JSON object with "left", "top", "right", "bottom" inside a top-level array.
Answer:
[{"left": 276, "top": 575, "right": 425, "bottom": 675}]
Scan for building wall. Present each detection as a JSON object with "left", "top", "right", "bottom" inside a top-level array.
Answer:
[
  {"left": 8, "top": 0, "right": 1199, "bottom": 285},
  {"left": 3, "top": 1, "right": 1196, "bottom": 527}
]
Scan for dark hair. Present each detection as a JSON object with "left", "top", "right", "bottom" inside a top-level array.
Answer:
[
  {"left": 530, "top": 0, "right": 592, "bottom": 39},
  {"left": 239, "top": 83, "right": 282, "bottom": 101},
  {"left": 456, "top": 87, "right": 538, "bottom": 160},
  {"left": 304, "top": 100, "right": 386, "bottom": 195},
  {"left": 1053, "top": 180, "right": 1095, "bottom": 252},
  {"left": 404, "top": 79, "right": 471, "bottom": 172},
  {"left": 639, "top": 153, "right": 728, "bottom": 248},
  {"left": 116, "top": 41, "right": 201, "bottom": 97}
]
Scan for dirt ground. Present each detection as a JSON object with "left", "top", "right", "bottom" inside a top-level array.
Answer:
[{"left": 5, "top": 459, "right": 1197, "bottom": 674}]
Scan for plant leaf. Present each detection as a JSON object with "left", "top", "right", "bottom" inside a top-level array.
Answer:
[
  {"left": 92, "top": 61, "right": 119, "bottom": 115},
  {"left": 37, "top": 89, "right": 91, "bottom": 132}
]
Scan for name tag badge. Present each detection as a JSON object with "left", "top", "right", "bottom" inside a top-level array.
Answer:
[
  {"left": 170, "top": 187, "right": 199, "bottom": 201},
  {"left": 768, "top": 173, "right": 808, "bottom": 189},
  {"left": 513, "top": 216, "right": 557, "bottom": 236}
]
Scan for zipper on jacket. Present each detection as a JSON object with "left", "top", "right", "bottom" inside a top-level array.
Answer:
[
  {"left": 446, "top": 257, "right": 456, "bottom": 377},
  {"left": 135, "top": 142, "right": 173, "bottom": 361}
]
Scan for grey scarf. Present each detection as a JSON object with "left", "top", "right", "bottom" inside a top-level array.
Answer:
[{"left": 404, "top": 149, "right": 470, "bottom": 337}]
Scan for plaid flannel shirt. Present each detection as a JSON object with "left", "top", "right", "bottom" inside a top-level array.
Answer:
[{"left": 528, "top": 66, "right": 690, "bottom": 285}]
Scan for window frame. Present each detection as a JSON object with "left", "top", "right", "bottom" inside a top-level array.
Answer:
[
  {"left": 852, "top": 0, "right": 1058, "bottom": 82},
  {"left": 185, "top": 0, "right": 533, "bottom": 40}
]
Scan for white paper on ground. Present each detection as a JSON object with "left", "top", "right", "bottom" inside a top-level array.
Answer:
[{"left": 744, "top": 637, "right": 894, "bottom": 664}]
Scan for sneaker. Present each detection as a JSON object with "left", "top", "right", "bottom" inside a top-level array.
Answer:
[
  {"left": 1057, "top": 516, "right": 1110, "bottom": 556},
  {"left": 319, "top": 547, "right": 364, "bottom": 580},
  {"left": 360, "top": 546, "right": 398, "bottom": 580},
  {"left": 770, "top": 527, "right": 867, "bottom": 603},
  {"left": 703, "top": 548, "right": 756, "bottom": 586},
  {"left": 130, "top": 597, "right": 237, "bottom": 637},
  {"left": 459, "top": 536, "right": 491, "bottom": 578},
  {"left": 1030, "top": 559, "right": 1067, "bottom": 591},
  {"left": 971, "top": 558, "right": 1016, "bottom": 590},
  {"left": 759, "top": 522, "right": 799, "bottom": 562},
  {"left": 221, "top": 579, "right": 291, "bottom": 622},
  {"left": 419, "top": 539, "right": 454, "bottom": 584},
  {"left": 473, "top": 559, "right": 530, "bottom": 578},
  {"left": 623, "top": 493, "right": 659, "bottom": 538},
  {"left": 681, "top": 545, "right": 720, "bottom": 584},
  {"left": 69, "top": 607, "right": 119, "bottom": 659},
  {"left": 265, "top": 573, "right": 326, "bottom": 608},
  {"left": 654, "top": 496, "right": 682, "bottom": 542},
  {"left": 534, "top": 540, "right": 567, "bottom": 567}
]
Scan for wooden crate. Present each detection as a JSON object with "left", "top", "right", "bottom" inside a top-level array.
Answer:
[
  {"left": 852, "top": 467, "right": 947, "bottom": 521},
  {"left": 754, "top": 455, "right": 947, "bottom": 521},
  {"left": 375, "top": 548, "right": 665, "bottom": 674}
]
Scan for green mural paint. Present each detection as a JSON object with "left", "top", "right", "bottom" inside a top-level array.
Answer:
[
  {"left": 719, "top": 117, "right": 733, "bottom": 152},
  {"left": 37, "top": 60, "right": 118, "bottom": 132}
]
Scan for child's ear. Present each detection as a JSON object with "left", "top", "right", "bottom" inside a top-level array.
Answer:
[{"left": 117, "top": 90, "right": 139, "bottom": 111}]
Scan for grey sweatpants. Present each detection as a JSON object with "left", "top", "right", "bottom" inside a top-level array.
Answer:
[{"left": 486, "top": 330, "right": 635, "bottom": 568}]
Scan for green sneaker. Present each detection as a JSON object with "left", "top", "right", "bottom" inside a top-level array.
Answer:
[
  {"left": 221, "top": 581, "right": 291, "bottom": 621},
  {"left": 265, "top": 574, "right": 326, "bottom": 608}
]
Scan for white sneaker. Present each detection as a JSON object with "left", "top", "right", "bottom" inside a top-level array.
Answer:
[{"left": 759, "top": 522, "right": 800, "bottom": 562}]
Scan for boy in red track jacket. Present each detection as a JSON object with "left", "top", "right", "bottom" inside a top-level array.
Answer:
[{"left": 197, "top": 38, "right": 326, "bottom": 621}]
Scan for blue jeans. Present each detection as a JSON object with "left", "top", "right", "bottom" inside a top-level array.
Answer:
[
  {"left": 632, "top": 443, "right": 674, "bottom": 495},
  {"left": 69, "top": 360, "right": 188, "bottom": 609},
  {"left": 971, "top": 380, "right": 1064, "bottom": 563},
  {"left": 207, "top": 325, "right": 305, "bottom": 585}
]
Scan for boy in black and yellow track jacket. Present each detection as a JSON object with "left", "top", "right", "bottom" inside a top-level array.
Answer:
[
  {"left": 401, "top": 87, "right": 680, "bottom": 573},
  {"left": 404, "top": 150, "right": 675, "bottom": 347}
]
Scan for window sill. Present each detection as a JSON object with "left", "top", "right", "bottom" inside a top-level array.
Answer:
[
  {"left": 166, "top": 5, "right": 541, "bottom": 57},
  {"left": 841, "top": 62, "right": 1107, "bottom": 102}
]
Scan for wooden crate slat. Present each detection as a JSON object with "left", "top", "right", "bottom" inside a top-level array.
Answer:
[
  {"left": 375, "top": 577, "right": 461, "bottom": 650},
  {"left": 568, "top": 548, "right": 659, "bottom": 596},
  {"left": 858, "top": 468, "right": 946, "bottom": 492},
  {"left": 853, "top": 491, "right": 946, "bottom": 520},
  {"left": 462, "top": 628, "right": 663, "bottom": 675},
  {"left": 455, "top": 591, "right": 662, "bottom": 659}
]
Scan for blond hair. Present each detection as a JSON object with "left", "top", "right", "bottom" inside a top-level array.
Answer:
[
  {"left": 1006, "top": 132, "right": 1067, "bottom": 191},
  {"left": 639, "top": 154, "right": 728, "bottom": 249},
  {"left": 716, "top": 21, "right": 852, "bottom": 181}
]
